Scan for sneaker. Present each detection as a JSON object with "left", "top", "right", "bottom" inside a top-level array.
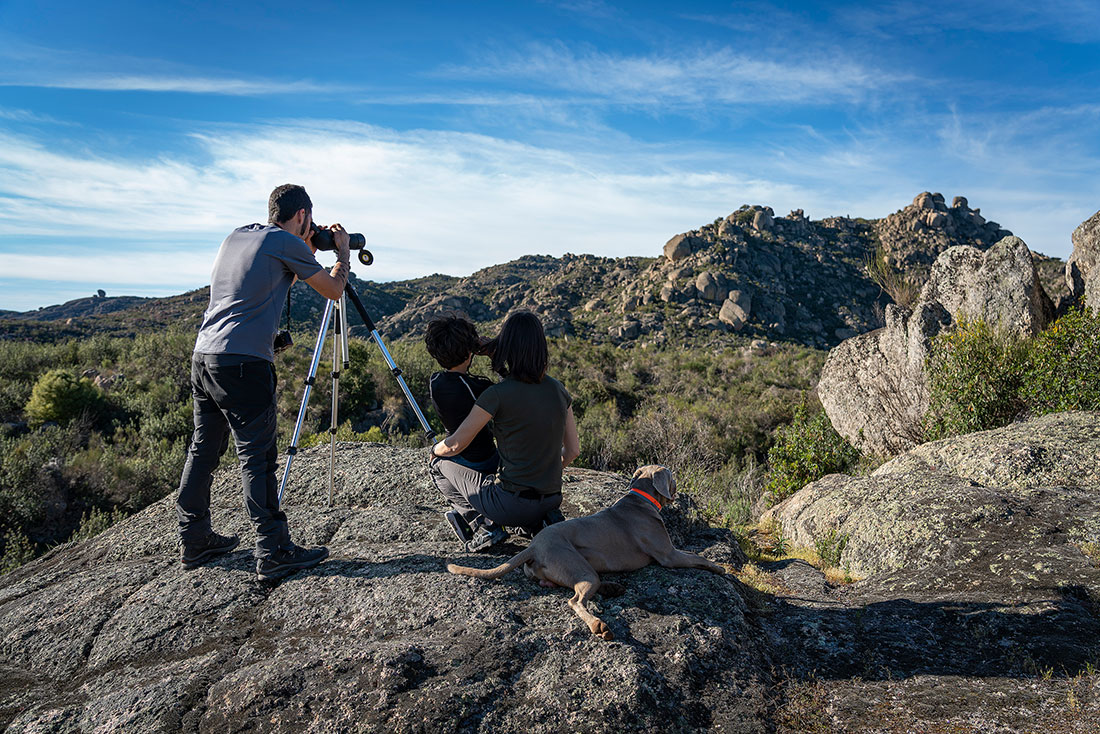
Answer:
[
  {"left": 541, "top": 508, "right": 566, "bottom": 528},
  {"left": 181, "top": 531, "right": 239, "bottom": 569},
  {"left": 445, "top": 510, "right": 473, "bottom": 543},
  {"left": 256, "top": 543, "right": 329, "bottom": 581},
  {"left": 466, "top": 525, "right": 508, "bottom": 552}
]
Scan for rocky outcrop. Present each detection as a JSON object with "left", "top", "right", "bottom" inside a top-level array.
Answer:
[
  {"left": 753, "top": 412, "right": 1100, "bottom": 730},
  {"left": 761, "top": 411, "right": 1100, "bottom": 577},
  {"left": 7, "top": 425, "right": 1100, "bottom": 730},
  {"left": 817, "top": 302, "right": 952, "bottom": 456},
  {"left": 873, "top": 191, "right": 1013, "bottom": 277},
  {"left": 819, "top": 235, "right": 1056, "bottom": 455},
  {"left": 919, "top": 235, "right": 1055, "bottom": 336},
  {"left": 1068, "top": 210, "right": 1100, "bottom": 310},
  {"left": 0, "top": 445, "right": 765, "bottom": 732}
]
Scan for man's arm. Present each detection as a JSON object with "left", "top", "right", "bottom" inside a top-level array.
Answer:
[
  {"left": 303, "top": 223, "right": 352, "bottom": 300},
  {"left": 561, "top": 406, "right": 580, "bottom": 467},
  {"left": 432, "top": 406, "right": 493, "bottom": 458}
]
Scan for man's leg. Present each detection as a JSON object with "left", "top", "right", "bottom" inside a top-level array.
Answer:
[
  {"left": 177, "top": 355, "right": 231, "bottom": 546},
  {"left": 199, "top": 358, "right": 289, "bottom": 560}
]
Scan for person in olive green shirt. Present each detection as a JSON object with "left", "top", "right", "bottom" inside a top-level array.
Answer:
[{"left": 429, "top": 311, "right": 580, "bottom": 552}]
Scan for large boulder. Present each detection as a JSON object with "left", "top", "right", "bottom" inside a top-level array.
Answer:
[
  {"left": 920, "top": 235, "right": 1055, "bottom": 336},
  {"left": 718, "top": 289, "right": 753, "bottom": 330},
  {"left": 0, "top": 445, "right": 766, "bottom": 733},
  {"left": 820, "top": 235, "right": 1054, "bottom": 455},
  {"left": 662, "top": 233, "right": 696, "bottom": 262},
  {"left": 761, "top": 411, "right": 1100, "bottom": 577},
  {"left": 1067, "top": 210, "right": 1100, "bottom": 309},
  {"left": 817, "top": 302, "right": 952, "bottom": 456}
]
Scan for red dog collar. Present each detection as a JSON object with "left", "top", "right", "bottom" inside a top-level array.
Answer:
[{"left": 630, "top": 487, "right": 662, "bottom": 510}]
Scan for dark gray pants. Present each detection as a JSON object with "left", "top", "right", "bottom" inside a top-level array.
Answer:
[
  {"left": 176, "top": 354, "right": 289, "bottom": 559},
  {"left": 429, "top": 455, "right": 561, "bottom": 533}
]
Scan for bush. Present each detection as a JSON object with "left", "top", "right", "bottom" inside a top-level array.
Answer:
[
  {"left": 24, "top": 369, "right": 106, "bottom": 427},
  {"left": 763, "top": 404, "right": 860, "bottom": 504},
  {"left": 1022, "top": 307, "right": 1100, "bottom": 413},
  {"left": 924, "top": 309, "right": 1100, "bottom": 442},
  {"left": 0, "top": 529, "right": 35, "bottom": 575},
  {"left": 69, "top": 507, "right": 127, "bottom": 542},
  {"left": 923, "top": 319, "right": 1030, "bottom": 441},
  {"left": 814, "top": 529, "right": 849, "bottom": 567}
]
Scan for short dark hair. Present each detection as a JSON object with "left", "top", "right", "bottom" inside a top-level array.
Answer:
[
  {"left": 492, "top": 311, "right": 547, "bottom": 384},
  {"left": 268, "top": 184, "right": 312, "bottom": 224},
  {"left": 425, "top": 314, "right": 481, "bottom": 369}
]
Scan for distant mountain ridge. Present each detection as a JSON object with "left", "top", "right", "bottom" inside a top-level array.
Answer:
[{"left": 0, "top": 193, "right": 1070, "bottom": 348}]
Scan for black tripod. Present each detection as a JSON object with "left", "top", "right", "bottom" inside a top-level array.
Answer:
[{"left": 278, "top": 283, "right": 435, "bottom": 507}]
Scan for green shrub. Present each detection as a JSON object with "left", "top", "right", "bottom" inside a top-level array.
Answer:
[
  {"left": 1022, "top": 307, "right": 1100, "bottom": 413},
  {"left": 69, "top": 507, "right": 127, "bottom": 542},
  {"left": 763, "top": 404, "right": 860, "bottom": 503},
  {"left": 923, "top": 318, "right": 1030, "bottom": 441},
  {"left": 24, "top": 369, "right": 106, "bottom": 427},
  {"left": 299, "top": 422, "right": 388, "bottom": 449},
  {"left": 814, "top": 529, "right": 849, "bottom": 567},
  {"left": 0, "top": 529, "right": 35, "bottom": 575}
]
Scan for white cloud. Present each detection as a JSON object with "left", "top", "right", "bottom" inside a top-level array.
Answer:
[
  {"left": 0, "top": 111, "right": 1096, "bottom": 312},
  {"left": 439, "top": 43, "right": 902, "bottom": 106},
  {"left": 0, "top": 75, "right": 349, "bottom": 96}
]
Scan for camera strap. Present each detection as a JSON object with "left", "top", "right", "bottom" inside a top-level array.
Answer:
[{"left": 283, "top": 287, "right": 292, "bottom": 332}]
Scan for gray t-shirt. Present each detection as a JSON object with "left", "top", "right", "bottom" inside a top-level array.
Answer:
[
  {"left": 194, "top": 224, "right": 324, "bottom": 362},
  {"left": 475, "top": 375, "right": 572, "bottom": 496}
]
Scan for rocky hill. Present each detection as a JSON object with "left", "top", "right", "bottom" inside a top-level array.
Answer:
[
  {"left": 1, "top": 194, "right": 1071, "bottom": 350},
  {"left": 3, "top": 414, "right": 1100, "bottom": 732}
]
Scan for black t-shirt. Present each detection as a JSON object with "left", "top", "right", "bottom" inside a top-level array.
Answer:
[
  {"left": 429, "top": 370, "right": 497, "bottom": 463},
  {"left": 475, "top": 375, "right": 572, "bottom": 496}
]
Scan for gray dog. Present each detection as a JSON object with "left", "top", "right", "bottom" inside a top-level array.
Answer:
[{"left": 446, "top": 465, "right": 726, "bottom": 640}]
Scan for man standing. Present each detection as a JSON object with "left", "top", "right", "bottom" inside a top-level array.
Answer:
[{"left": 177, "top": 184, "right": 350, "bottom": 581}]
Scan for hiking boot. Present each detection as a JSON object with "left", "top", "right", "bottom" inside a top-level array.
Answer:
[
  {"left": 466, "top": 525, "right": 508, "bottom": 553},
  {"left": 445, "top": 510, "right": 473, "bottom": 543},
  {"left": 181, "top": 531, "right": 239, "bottom": 569},
  {"left": 256, "top": 543, "right": 329, "bottom": 581},
  {"left": 541, "top": 508, "right": 566, "bottom": 528}
]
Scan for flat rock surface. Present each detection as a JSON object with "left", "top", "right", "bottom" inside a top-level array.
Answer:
[{"left": 0, "top": 445, "right": 764, "bottom": 733}]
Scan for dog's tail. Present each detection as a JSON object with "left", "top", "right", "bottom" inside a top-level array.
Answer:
[{"left": 447, "top": 547, "right": 535, "bottom": 580}]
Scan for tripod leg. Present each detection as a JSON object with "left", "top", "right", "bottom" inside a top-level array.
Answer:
[
  {"left": 278, "top": 297, "right": 335, "bottom": 506},
  {"left": 328, "top": 296, "right": 344, "bottom": 508},
  {"left": 342, "top": 284, "right": 436, "bottom": 441}
]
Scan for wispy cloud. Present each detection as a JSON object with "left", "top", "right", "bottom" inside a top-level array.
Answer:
[
  {"left": 836, "top": 0, "right": 1100, "bottom": 42},
  {"left": 0, "top": 74, "right": 349, "bottom": 96},
  {"left": 439, "top": 43, "right": 905, "bottom": 106},
  {"left": 0, "top": 38, "right": 350, "bottom": 96}
]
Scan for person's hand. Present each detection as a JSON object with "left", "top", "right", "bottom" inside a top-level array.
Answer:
[
  {"left": 303, "top": 221, "right": 317, "bottom": 253},
  {"left": 330, "top": 222, "right": 351, "bottom": 263}
]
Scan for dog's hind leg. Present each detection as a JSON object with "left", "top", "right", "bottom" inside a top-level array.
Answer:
[
  {"left": 569, "top": 577, "right": 613, "bottom": 641},
  {"left": 541, "top": 554, "right": 614, "bottom": 640}
]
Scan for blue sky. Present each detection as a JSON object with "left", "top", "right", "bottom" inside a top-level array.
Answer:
[{"left": 1, "top": 0, "right": 1098, "bottom": 311}]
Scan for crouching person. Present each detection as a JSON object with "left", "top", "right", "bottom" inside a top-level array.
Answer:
[
  {"left": 424, "top": 315, "right": 500, "bottom": 547},
  {"left": 429, "top": 311, "right": 578, "bottom": 552}
]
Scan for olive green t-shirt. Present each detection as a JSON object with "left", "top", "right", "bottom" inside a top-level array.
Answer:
[{"left": 475, "top": 375, "right": 572, "bottom": 496}]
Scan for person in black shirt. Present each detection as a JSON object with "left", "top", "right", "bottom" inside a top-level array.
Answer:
[{"left": 425, "top": 315, "right": 500, "bottom": 547}]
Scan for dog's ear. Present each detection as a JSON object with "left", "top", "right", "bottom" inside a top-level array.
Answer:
[
  {"left": 651, "top": 466, "right": 675, "bottom": 501},
  {"left": 633, "top": 465, "right": 676, "bottom": 501}
]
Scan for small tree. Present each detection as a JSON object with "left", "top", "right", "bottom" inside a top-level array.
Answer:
[
  {"left": 24, "top": 369, "right": 104, "bottom": 427},
  {"left": 764, "top": 404, "right": 860, "bottom": 504}
]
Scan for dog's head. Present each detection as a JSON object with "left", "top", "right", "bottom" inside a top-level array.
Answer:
[{"left": 630, "top": 465, "right": 676, "bottom": 505}]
